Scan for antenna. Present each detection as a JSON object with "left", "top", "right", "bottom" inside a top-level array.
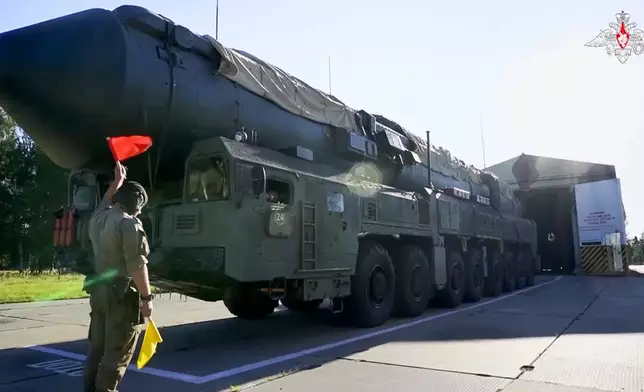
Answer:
[
  {"left": 426, "top": 130, "right": 432, "bottom": 188},
  {"left": 328, "top": 55, "right": 332, "bottom": 94},
  {"left": 480, "top": 114, "right": 487, "bottom": 168},
  {"left": 215, "top": 0, "right": 220, "bottom": 40}
]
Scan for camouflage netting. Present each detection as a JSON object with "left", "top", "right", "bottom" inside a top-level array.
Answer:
[
  {"left": 206, "top": 36, "right": 359, "bottom": 132},
  {"left": 381, "top": 116, "right": 521, "bottom": 215},
  {"left": 207, "top": 36, "right": 520, "bottom": 214}
]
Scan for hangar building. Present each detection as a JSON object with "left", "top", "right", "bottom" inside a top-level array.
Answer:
[{"left": 485, "top": 154, "right": 626, "bottom": 275}]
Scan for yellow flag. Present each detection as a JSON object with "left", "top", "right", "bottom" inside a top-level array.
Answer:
[{"left": 136, "top": 318, "right": 163, "bottom": 369}]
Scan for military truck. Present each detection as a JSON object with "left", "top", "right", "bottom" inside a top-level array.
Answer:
[{"left": 0, "top": 5, "right": 539, "bottom": 328}]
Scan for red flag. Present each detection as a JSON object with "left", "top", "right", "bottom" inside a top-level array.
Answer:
[{"left": 106, "top": 136, "right": 153, "bottom": 162}]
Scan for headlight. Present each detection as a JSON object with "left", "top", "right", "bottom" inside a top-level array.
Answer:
[{"left": 234, "top": 130, "right": 248, "bottom": 142}]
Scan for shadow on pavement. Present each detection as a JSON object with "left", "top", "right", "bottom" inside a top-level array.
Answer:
[{"left": 2, "top": 275, "right": 644, "bottom": 391}]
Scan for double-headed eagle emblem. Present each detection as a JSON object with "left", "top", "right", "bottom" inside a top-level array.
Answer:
[{"left": 585, "top": 11, "right": 644, "bottom": 64}]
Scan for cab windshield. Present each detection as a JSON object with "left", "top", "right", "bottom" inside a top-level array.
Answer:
[
  {"left": 186, "top": 156, "right": 229, "bottom": 202},
  {"left": 69, "top": 171, "right": 100, "bottom": 211}
]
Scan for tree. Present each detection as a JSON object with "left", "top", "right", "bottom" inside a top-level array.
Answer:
[
  {"left": 0, "top": 107, "right": 68, "bottom": 271},
  {"left": 0, "top": 108, "right": 28, "bottom": 268},
  {"left": 629, "top": 235, "right": 644, "bottom": 265}
]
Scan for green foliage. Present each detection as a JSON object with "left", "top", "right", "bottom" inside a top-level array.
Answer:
[
  {"left": 628, "top": 235, "right": 644, "bottom": 265},
  {"left": 0, "top": 107, "right": 69, "bottom": 271},
  {"left": 0, "top": 270, "right": 86, "bottom": 303}
]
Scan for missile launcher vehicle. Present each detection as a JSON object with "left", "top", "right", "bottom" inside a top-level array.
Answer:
[{"left": 0, "top": 5, "right": 539, "bottom": 327}]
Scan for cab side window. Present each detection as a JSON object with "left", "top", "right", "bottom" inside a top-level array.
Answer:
[
  {"left": 266, "top": 178, "right": 291, "bottom": 204},
  {"left": 187, "top": 156, "right": 229, "bottom": 202}
]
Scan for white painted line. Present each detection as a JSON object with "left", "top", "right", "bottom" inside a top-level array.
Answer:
[
  {"left": 26, "top": 346, "right": 85, "bottom": 361},
  {"left": 26, "top": 345, "right": 201, "bottom": 383},
  {"left": 27, "top": 358, "right": 85, "bottom": 377},
  {"left": 25, "top": 276, "right": 564, "bottom": 385},
  {"left": 194, "top": 276, "right": 564, "bottom": 384}
]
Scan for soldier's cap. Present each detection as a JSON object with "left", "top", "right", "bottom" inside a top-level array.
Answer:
[{"left": 114, "top": 180, "right": 148, "bottom": 210}]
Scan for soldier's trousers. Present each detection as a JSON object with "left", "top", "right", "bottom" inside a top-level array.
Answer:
[{"left": 83, "top": 286, "right": 141, "bottom": 392}]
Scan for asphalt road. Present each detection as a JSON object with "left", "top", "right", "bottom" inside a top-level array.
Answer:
[{"left": 1, "top": 275, "right": 643, "bottom": 392}]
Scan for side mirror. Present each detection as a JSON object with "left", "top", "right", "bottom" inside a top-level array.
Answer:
[{"left": 250, "top": 165, "right": 267, "bottom": 197}]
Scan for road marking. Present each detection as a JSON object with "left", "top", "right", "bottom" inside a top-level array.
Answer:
[
  {"left": 27, "top": 358, "right": 84, "bottom": 377},
  {"left": 194, "top": 276, "right": 564, "bottom": 383},
  {"left": 26, "top": 345, "right": 202, "bottom": 383},
  {"left": 26, "top": 276, "right": 563, "bottom": 384}
]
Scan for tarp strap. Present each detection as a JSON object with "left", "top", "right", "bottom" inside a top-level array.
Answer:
[{"left": 152, "top": 21, "right": 178, "bottom": 191}]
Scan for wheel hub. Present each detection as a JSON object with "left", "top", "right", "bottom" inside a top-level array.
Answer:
[
  {"left": 410, "top": 265, "right": 423, "bottom": 299},
  {"left": 369, "top": 266, "right": 388, "bottom": 306},
  {"left": 451, "top": 265, "right": 463, "bottom": 292},
  {"left": 473, "top": 263, "right": 482, "bottom": 287}
]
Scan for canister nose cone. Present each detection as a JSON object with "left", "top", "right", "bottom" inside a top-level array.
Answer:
[
  {"left": 0, "top": 8, "right": 128, "bottom": 169},
  {"left": 0, "top": 8, "right": 126, "bottom": 125}
]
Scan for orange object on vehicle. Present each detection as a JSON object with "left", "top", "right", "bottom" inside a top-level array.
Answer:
[
  {"left": 58, "top": 208, "right": 69, "bottom": 248},
  {"left": 64, "top": 207, "right": 77, "bottom": 247},
  {"left": 53, "top": 211, "right": 63, "bottom": 247}
]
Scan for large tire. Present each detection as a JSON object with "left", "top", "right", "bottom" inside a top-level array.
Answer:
[
  {"left": 393, "top": 245, "right": 432, "bottom": 317},
  {"left": 223, "top": 285, "right": 277, "bottom": 320},
  {"left": 281, "top": 298, "right": 323, "bottom": 313},
  {"left": 484, "top": 250, "right": 504, "bottom": 297},
  {"left": 515, "top": 252, "right": 527, "bottom": 290},
  {"left": 524, "top": 250, "right": 536, "bottom": 286},
  {"left": 464, "top": 247, "right": 484, "bottom": 303},
  {"left": 345, "top": 241, "right": 396, "bottom": 328},
  {"left": 502, "top": 252, "right": 517, "bottom": 292},
  {"left": 437, "top": 250, "right": 465, "bottom": 308}
]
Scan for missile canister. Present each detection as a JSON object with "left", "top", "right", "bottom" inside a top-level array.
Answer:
[{"left": 0, "top": 5, "right": 520, "bottom": 214}]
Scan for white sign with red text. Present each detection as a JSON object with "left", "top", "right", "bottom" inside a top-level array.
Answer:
[{"left": 575, "top": 178, "right": 626, "bottom": 245}]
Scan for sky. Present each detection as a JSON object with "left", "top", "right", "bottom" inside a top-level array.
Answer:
[{"left": 2, "top": 0, "right": 643, "bottom": 236}]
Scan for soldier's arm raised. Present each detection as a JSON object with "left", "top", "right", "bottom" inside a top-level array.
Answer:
[
  {"left": 120, "top": 218, "right": 152, "bottom": 297},
  {"left": 97, "top": 161, "right": 127, "bottom": 212}
]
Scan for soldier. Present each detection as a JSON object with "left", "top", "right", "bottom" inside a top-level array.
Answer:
[{"left": 83, "top": 161, "right": 154, "bottom": 392}]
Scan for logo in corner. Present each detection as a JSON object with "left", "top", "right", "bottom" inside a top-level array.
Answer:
[{"left": 585, "top": 11, "right": 644, "bottom": 64}]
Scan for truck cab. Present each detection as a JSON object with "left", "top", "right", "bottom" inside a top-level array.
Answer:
[
  {"left": 145, "top": 136, "right": 358, "bottom": 318},
  {"left": 59, "top": 135, "right": 360, "bottom": 320}
]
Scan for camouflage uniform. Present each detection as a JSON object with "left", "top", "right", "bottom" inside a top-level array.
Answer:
[{"left": 83, "top": 199, "right": 149, "bottom": 392}]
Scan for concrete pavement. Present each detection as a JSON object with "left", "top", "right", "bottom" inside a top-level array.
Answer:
[{"left": 1, "top": 275, "right": 643, "bottom": 392}]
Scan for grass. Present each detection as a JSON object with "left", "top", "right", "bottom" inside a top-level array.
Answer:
[
  {"left": 0, "top": 270, "right": 165, "bottom": 304},
  {"left": 0, "top": 270, "right": 87, "bottom": 304}
]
